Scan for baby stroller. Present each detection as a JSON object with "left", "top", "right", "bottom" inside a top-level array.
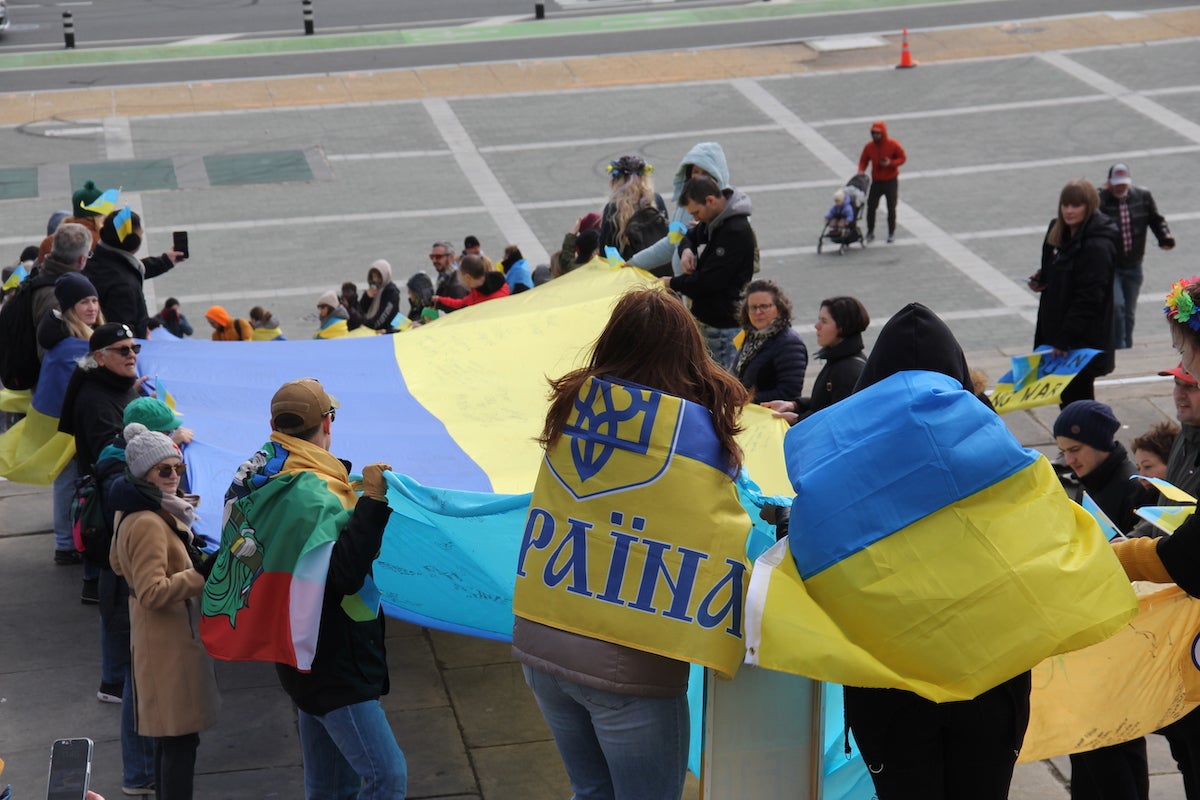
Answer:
[{"left": 818, "top": 173, "right": 869, "bottom": 255}]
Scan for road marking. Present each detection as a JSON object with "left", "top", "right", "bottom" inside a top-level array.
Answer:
[
  {"left": 466, "top": 15, "right": 529, "bottom": 27},
  {"left": 477, "top": 124, "right": 779, "bottom": 153},
  {"left": 103, "top": 116, "right": 134, "bottom": 160},
  {"left": 42, "top": 126, "right": 105, "bottom": 136},
  {"left": 1040, "top": 52, "right": 1200, "bottom": 145},
  {"left": 168, "top": 34, "right": 242, "bottom": 47},
  {"left": 423, "top": 97, "right": 549, "bottom": 265},
  {"left": 327, "top": 149, "right": 451, "bottom": 161},
  {"left": 808, "top": 35, "right": 888, "bottom": 52},
  {"left": 731, "top": 76, "right": 1036, "bottom": 315}
]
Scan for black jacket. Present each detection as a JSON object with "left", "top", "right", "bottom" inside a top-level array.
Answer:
[
  {"left": 58, "top": 365, "right": 139, "bottom": 473},
  {"left": 736, "top": 327, "right": 808, "bottom": 403},
  {"left": 797, "top": 333, "right": 867, "bottom": 419},
  {"left": 1033, "top": 212, "right": 1119, "bottom": 377},
  {"left": 1098, "top": 185, "right": 1174, "bottom": 269},
  {"left": 83, "top": 242, "right": 176, "bottom": 339},
  {"left": 358, "top": 282, "right": 402, "bottom": 331},
  {"left": 276, "top": 495, "right": 392, "bottom": 716},
  {"left": 670, "top": 189, "right": 756, "bottom": 329},
  {"left": 1067, "top": 442, "right": 1153, "bottom": 534}
]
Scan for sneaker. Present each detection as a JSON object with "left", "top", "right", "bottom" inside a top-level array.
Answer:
[
  {"left": 887, "top": 233, "right": 895, "bottom": 243},
  {"left": 55, "top": 549, "right": 82, "bottom": 566},
  {"left": 97, "top": 681, "right": 122, "bottom": 704},
  {"left": 121, "top": 786, "right": 155, "bottom": 796},
  {"left": 81, "top": 578, "right": 99, "bottom": 605},
  {"left": 865, "top": 231, "right": 875, "bottom": 243}
]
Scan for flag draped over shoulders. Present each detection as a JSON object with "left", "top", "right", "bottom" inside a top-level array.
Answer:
[
  {"left": 745, "top": 370, "right": 1138, "bottom": 702},
  {"left": 200, "top": 432, "right": 375, "bottom": 672},
  {"left": 513, "top": 376, "right": 752, "bottom": 679}
]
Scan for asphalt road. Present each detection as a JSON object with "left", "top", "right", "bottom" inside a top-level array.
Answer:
[{"left": 2, "top": 0, "right": 1198, "bottom": 91}]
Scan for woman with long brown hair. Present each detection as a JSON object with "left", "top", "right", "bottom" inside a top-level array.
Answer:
[
  {"left": 1028, "top": 178, "right": 1120, "bottom": 407},
  {"left": 514, "top": 287, "right": 748, "bottom": 800}
]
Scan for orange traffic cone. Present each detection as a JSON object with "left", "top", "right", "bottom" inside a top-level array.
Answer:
[{"left": 896, "top": 28, "right": 918, "bottom": 69}]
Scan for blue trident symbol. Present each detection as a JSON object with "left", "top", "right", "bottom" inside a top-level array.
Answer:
[{"left": 568, "top": 380, "right": 659, "bottom": 481}]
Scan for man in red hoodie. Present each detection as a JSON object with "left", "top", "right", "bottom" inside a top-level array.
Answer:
[{"left": 857, "top": 121, "right": 907, "bottom": 244}]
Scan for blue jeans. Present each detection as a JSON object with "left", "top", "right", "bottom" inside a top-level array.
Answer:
[
  {"left": 1113, "top": 263, "right": 1143, "bottom": 349},
  {"left": 52, "top": 459, "right": 77, "bottom": 552},
  {"left": 98, "top": 570, "right": 155, "bottom": 786},
  {"left": 123, "top": 671, "right": 156, "bottom": 788},
  {"left": 297, "top": 700, "right": 407, "bottom": 800},
  {"left": 522, "top": 665, "right": 689, "bottom": 800},
  {"left": 696, "top": 322, "right": 739, "bottom": 371}
]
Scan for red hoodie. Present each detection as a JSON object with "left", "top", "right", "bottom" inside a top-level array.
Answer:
[
  {"left": 435, "top": 270, "right": 510, "bottom": 311},
  {"left": 857, "top": 121, "right": 906, "bottom": 182}
]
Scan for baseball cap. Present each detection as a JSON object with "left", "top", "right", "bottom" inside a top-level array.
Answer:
[
  {"left": 271, "top": 378, "right": 340, "bottom": 434},
  {"left": 1108, "top": 163, "right": 1132, "bottom": 186},
  {"left": 1159, "top": 363, "right": 1198, "bottom": 386}
]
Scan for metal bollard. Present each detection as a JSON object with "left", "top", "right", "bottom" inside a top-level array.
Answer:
[
  {"left": 302, "top": 0, "right": 314, "bottom": 35},
  {"left": 535, "top": 2, "right": 544, "bottom": 19},
  {"left": 62, "top": 11, "right": 75, "bottom": 49}
]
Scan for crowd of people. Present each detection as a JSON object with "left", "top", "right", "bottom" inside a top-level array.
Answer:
[{"left": 0, "top": 125, "right": 1187, "bottom": 800}]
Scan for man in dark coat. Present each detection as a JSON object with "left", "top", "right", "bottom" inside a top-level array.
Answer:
[
  {"left": 663, "top": 175, "right": 756, "bottom": 369},
  {"left": 1099, "top": 162, "right": 1175, "bottom": 349}
]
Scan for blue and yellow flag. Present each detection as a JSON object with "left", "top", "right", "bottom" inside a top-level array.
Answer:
[
  {"left": 745, "top": 370, "right": 1138, "bottom": 702},
  {"left": 991, "top": 347, "right": 1100, "bottom": 413},
  {"left": 2, "top": 264, "right": 27, "bottom": 291},
  {"left": 513, "top": 376, "right": 752, "bottom": 678},
  {"left": 81, "top": 187, "right": 120, "bottom": 217},
  {"left": 113, "top": 205, "right": 134, "bottom": 243}
]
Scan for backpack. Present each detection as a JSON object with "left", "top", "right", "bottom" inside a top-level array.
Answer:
[
  {"left": 70, "top": 471, "right": 113, "bottom": 565},
  {"left": 0, "top": 269, "right": 54, "bottom": 390},
  {"left": 620, "top": 205, "right": 670, "bottom": 261}
]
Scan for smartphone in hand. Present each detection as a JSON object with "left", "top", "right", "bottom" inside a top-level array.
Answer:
[
  {"left": 172, "top": 230, "right": 189, "bottom": 259},
  {"left": 46, "top": 738, "right": 92, "bottom": 800}
]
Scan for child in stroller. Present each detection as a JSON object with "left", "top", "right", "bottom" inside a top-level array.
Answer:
[{"left": 819, "top": 174, "right": 869, "bottom": 254}]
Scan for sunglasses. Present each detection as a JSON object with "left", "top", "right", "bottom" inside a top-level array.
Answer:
[
  {"left": 323, "top": 408, "right": 337, "bottom": 423},
  {"left": 103, "top": 344, "right": 141, "bottom": 356},
  {"left": 152, "top": 462, "right": 186, "bottom": 478}
]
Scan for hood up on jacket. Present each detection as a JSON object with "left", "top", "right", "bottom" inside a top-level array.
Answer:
[
  {"left": 673, "top": 142, "right": 731, "bottom": 202},
  {"left": 854, "top": 302, "right": 972, "bottom": 396},
  {"left": 870, "top": 120, "right": 889, "bottom": 140},
  {"left": 709, "top": 188, "right": 752, "bottom": 232}
]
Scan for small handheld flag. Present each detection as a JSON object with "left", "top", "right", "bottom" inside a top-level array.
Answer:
[
  {"left": 82, "top": 188, "right": 121, "bottom": 216},
  {"left": 113, "top": 205, "right": 134, "bottom": 243}
]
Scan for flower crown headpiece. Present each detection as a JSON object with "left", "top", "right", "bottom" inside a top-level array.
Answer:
[
  {"left": 607, "top": 159, "right": 652, "bottom": 179},
  {"left": 1165, "top": 277, "right": 1200, "bottom": 331}
]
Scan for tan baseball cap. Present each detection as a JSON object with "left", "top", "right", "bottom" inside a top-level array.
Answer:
[{"left": 271, "top": 378, "right": 339, "bottom": 434}]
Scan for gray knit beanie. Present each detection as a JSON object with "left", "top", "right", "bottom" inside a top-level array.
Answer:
[{"left": 124, "top": 422, "right": 181, "bottom": 479}]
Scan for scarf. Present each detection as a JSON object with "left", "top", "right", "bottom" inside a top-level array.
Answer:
[
  {"left": 735, "top": 318, "right": 788, "bottom": 378},
  {"left": 125, "top": 471, "right": 205, "bottom": 570}
]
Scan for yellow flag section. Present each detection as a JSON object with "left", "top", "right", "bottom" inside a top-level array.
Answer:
[
  {"left": 745, "top": 371, "right": 1138, "bottom": 702},
  {"left": 1022, "top": 583, "right": 1200, "bottom": 761},
  {"left": 393, "top": 263, "right": 791, "bottom": 497},
  {"left": 991, "top": 348, "right": 1100, "bottom": 414},
  {"left": 513, "top": 376, "right": 751, "bottom": 678}
]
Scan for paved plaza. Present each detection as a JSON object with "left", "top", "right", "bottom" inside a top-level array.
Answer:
[{"left": 2, "top": 6, "right": 1200, "bottom": 798}]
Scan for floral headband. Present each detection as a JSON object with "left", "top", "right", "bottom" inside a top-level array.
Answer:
[
  {"left": 607, "top": 158, "right": 652, "bottom": 179},
  {"left": 1165, "top": 277, "right": 1200, "bottom": 331}
]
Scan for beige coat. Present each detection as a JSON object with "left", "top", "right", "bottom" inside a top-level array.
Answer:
[{"left": 110, "top": 508, "right": 220, "bottom": 737}]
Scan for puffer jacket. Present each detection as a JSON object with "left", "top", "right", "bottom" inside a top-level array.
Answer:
[
  {"left": 512, "top": 617, "right": 689, "bottom": 697},
  {"left": 1033, "top": 211, "right": 1120, "bottom": 377}
]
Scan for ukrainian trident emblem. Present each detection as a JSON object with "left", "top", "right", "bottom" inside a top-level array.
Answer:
[{"left": 547, "top": 377, "right": 678, "bottom": 500}]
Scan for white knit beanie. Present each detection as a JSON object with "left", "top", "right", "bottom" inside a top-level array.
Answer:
[{"left": 124, "top": 422, "right": 181, "bottom": 479}]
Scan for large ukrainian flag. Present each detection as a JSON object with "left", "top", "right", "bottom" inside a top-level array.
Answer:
[
  {"left": 513, "top": 376, "right": 752, "bottom": 678},
  {"left": 745, "top": 370, "right": 1138, "bottom": 702}
]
